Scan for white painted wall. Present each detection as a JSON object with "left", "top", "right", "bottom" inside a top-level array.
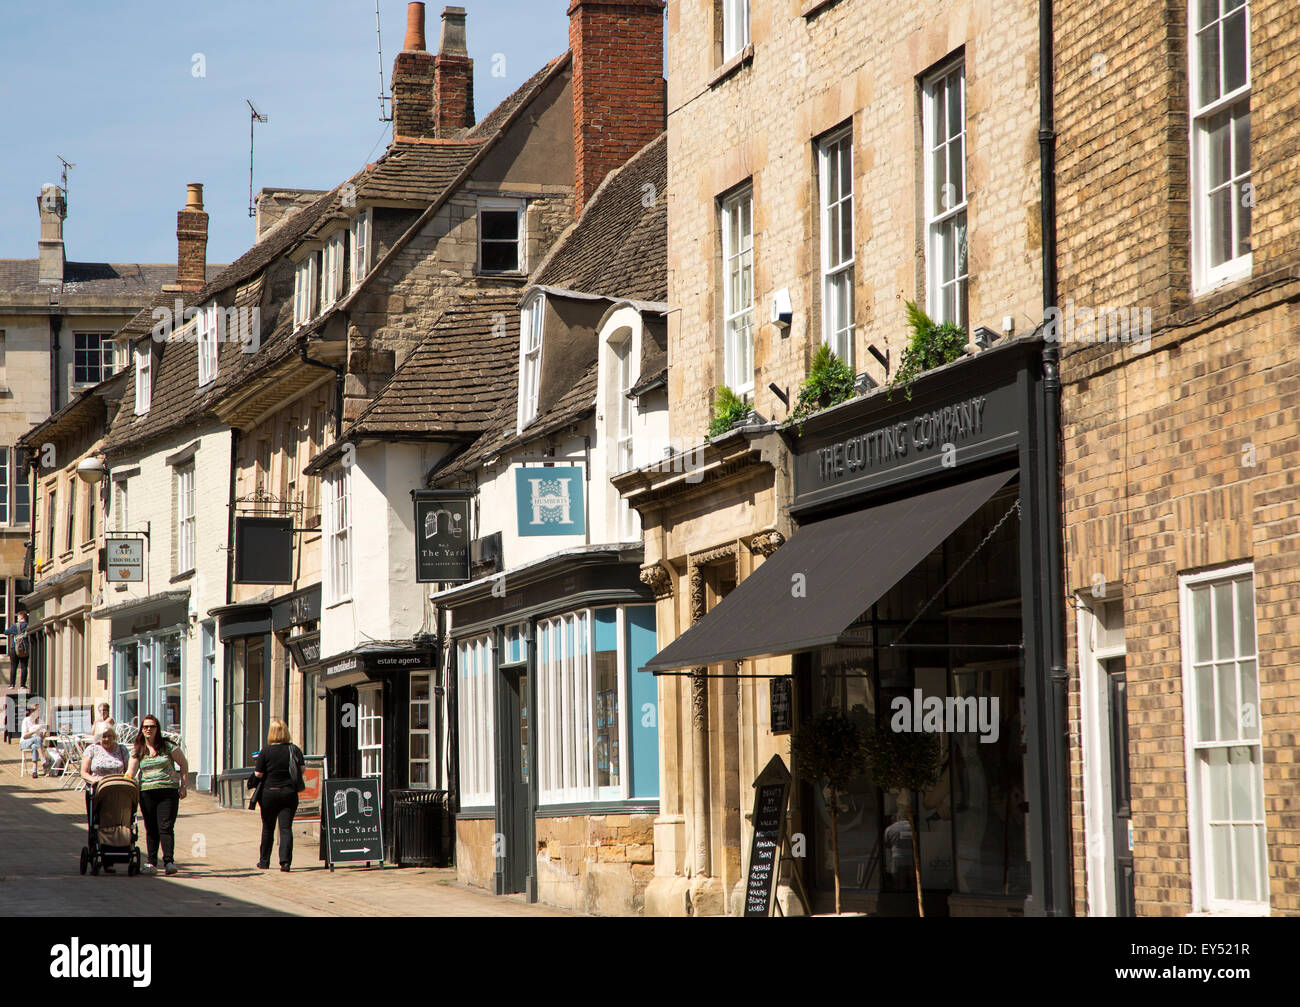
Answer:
[
  {"left": 105, "top": 423, "right": 231, "bottom": 755},
  {"left": 320, "top": 440, "right": 451, "bottom": 660}
]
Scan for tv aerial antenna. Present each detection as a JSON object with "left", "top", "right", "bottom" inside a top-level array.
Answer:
[
  {"left": 246, "top": 99, "right": 269, "bottom": 218},
  {"left": 375, "top": 0, "right": 392, "bottom": 121},
  {"left": 55, "top": 155, "right": 75, "bottom": 212}
]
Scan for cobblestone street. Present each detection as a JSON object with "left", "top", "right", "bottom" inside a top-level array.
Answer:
[{"left": 0, "top": 745, "right": 572, "bottom": 917}]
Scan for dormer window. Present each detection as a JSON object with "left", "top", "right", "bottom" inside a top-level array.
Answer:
[
  {"left": 322, "top": 231, "right": 346, "bottom": 310},
  {"left": 349, "top": 208, "right": 372, "bottom": 289},
  {"left": 197, "top": 303, "right": 219, "bottom": 387},
  {"left": 134, "top": 341, "right": 152, "bottom": 414},
  {"left": 518, "top": 293, "right": 545, "bottom": 430},
  {"left": 293, "top": 254, "right": 318, "bottom": 328},
  {"left": 479, "top": 197, "right": 525, "bottom": 274}
]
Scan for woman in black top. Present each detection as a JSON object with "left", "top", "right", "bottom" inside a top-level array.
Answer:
[{"left": 252, "top": 719, "right": 304, "bottom": 871}]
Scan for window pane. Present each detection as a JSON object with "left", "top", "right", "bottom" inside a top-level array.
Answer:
[
  {"left": 1196, "top": 662, "right": 1216, "bottom": 742},
  {"left": 955, "top": 214, "right": 968, "bottom": 278},
  {"left": 410, "top": 733, "right": 428, "bottom": 761},
  {"left": 1198, "top": 26, "right": 1221, "bottom": 105},
  {"left": 1210, "top": 823, "right": 1232, "bottom": 899},
  {"left": 1216, "top": 661, "right": 1239, "bottom": 740},
  {"left": 1222, "top": 9, "right": 1247, "bottom": 94},
  {"left": 1192, "top": 587, "right": 1211, "bottom": 661},
  {"left": 1233, "top": 105, "right": 1250, "bottom": 177},
  {"left": 1213, "top": 582, "right": 1235, "bottom": 659},
  {"left": 839, "top": 202, "right": 853, "bottom": 263},
  {"left": 411, "top": 703, "right": 429, "bottom": 731},
  {"left": 481, "top": 242, "right": 518, "bottom": 272},
  {"left": 1197, "top": 0, "right": 1219, "bottom": 29},
  {"left": 1234, "top": 576, "right": 1255, "bottom": 654},
  {"left": 1207, "top": 111, "right": 1231, "bottom": 187},
  {"left": 481, "top": 210, "right": 518, "bottom": 241},
  {"left": 1228, "top": 745, "right": 1256, "bottom": 819},
  {"left": 825, "top": 148, "right": 839, "bottom": 204},
  {"left": 1233, "top": 822, "right": 1257, "bottom": 901},
  {"left": 946, "top": 74, "right": 961, "bottom": 140},
  {"left": 1236, "top": 182, "right": 1251, "bottom": 254},
  {"left": 933, "top": 81, "right": 947, "bottom": 146},
  {"left": 948, "top": 142, "right": 964, "bottom": 206},
  {"left": 1238, "top": 659, "right": 1259, "bottom": 739},
  {"left": 1207, "top": 747, "right": 1229, "bottom": 819}
]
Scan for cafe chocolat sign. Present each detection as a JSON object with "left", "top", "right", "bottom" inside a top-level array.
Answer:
[{"left": 795, "top": 380, "right": 1021, "bottom": 504}]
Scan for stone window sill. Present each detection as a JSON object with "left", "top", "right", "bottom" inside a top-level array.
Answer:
[
  {"left": 170, "top": 569, "right": 194, "bottom": 585},
  {"left": 801, "top": 0, "right": 842, "bottom": 17},
  {"left": 708, "top": 44, "right": 754, "bottom": 90}
]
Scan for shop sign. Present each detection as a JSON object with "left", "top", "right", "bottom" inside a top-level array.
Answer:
[
  {"left": 769, "top": 677, "right": 793, "bottom": 735},
  {"left": 323, "top": 656, "right": 358, "bottom": 677},
  {"left": 105, "top": 538, "right": 144, "bottom": 583},
  {"left": 293, "top": 755, "right": 328, "bottom": 823},
  {"left": 370, "top": 651, "right": 429, "bottom": 669},
  {"left": 414, "top": 493, "right": 471, "bottom": 583},
  {"left": 794, "top": 378, "right": 1022, "bottom": 503},
  {"left": 323, "top": 777, "right": 384, "bottom": 866},
  {"left": 744, "top": 755, "right": 792, "bottom": 918},
  {"left": 515, "top": 466, "right": 585, "bottom": 537},
  {"left": 286, "top": 634, "right": 321, "bottom": 670}
]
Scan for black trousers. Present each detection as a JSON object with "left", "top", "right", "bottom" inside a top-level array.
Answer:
[
  {"left": 259, "top": 787, "right": 298, "bottom": 867},
  {"left": 139, "top": 789, "right": 180, "bottom": 865},
  {"left": 10, "top": 655, "right": 27, "bottom": 690}
]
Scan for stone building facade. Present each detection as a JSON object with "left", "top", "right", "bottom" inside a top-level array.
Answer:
[
  {"left": 626, "top": 0, "right": 1059, "bottom": 916},
  {"left": 1057, "top": 0, "right": 1300, "bottom": 916}
]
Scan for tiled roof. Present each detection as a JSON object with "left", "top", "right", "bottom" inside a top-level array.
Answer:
[
  {"left": 346, "top": 292, "right": 522, "bottom": 439},
  {"left": 0, "top": 261, "right": 224, "bottom": 295},
  {"left": 349, "top": 141, "right": 482, "bottom": 204},
  {"left": 532, "top": 133, "right": 666, "bottom": 303}
]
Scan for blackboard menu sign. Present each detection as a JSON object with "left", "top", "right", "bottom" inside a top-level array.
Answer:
[
  {"left": 744, "top": 755, "right": 792, "bottom": 918},
  {"left": 770, "top": 676, "right": 793, "bottom": 734},
  {"left": 323, "top": 777, "right": 383, "bottom": 866},
  {"left": 414, "top": 493, "right": 471, "bottom": 583}
]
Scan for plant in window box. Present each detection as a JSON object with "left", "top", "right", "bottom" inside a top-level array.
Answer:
[
  {"left": 785, "top": 344, "right": 857, "bottom": 434},
  {"left": 888, "top": 301, "right": 967, "bottom": 401},
  {"left": 790, "top": 708, "right": 868, "bottom": 916},
  {"left": 860, "top": 724, "right": 943, "bottom": 917},
  {"left": 706, "top": 384, "right": 751, "bottom": 439}
]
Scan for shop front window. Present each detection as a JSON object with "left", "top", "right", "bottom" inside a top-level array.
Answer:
[
  {"left": 303, "top": 672, "right": 326, "bottom": 757},
  {"left": 359, "top": 686, "right": 382, "bottom": 779},
  {"left": 804, "top": 483, "right": 1028, "bottom": 910},
  {"left": 160, "top": 634, "right": 182, "bottom": 733},
  {"left": 116, "top": 644, "right": 139, "bottom": 727},
  {"left": 225, "top": 636, "right": 266, "bottom": 769},
  {"left": 409, "top": 673, "right": 431, "bottom": 788}
]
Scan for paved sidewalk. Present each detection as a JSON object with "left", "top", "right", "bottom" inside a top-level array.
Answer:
[{"left": 0, "top": 743, "right": 572, "bottom": 917}]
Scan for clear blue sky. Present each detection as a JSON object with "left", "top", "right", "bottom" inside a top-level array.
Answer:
[{"left": 0, "top": 1, "right": 570, "bottom": 266}]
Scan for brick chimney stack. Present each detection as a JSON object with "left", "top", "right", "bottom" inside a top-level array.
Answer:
[
  {"left": 568, "top": 0, "right": 666, "bottom": 216},
  {"left": 434, "top": 6, "right": 474, "bottom": 138},
  {"left": 37, "top": 183, "right": 67, "bottom": 285},
  {"left": 392, "top": 2, "right": 436, "bottom": 141},
  {"left": 175, "top": 183, "right": 209, "bottom": 292}
]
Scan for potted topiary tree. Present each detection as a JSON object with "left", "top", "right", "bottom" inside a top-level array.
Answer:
[
  {"left": 860, "top": 725, "right": 944, "bottom": 916},
  {"left": 790, "top": 708, "right": 868, "bottom": 915},
  {"left": 707, "top": 384, "right": 752, "bottom": 438},
  {"left": 785, "top": 344, "right": 857, "bottom": 433}
]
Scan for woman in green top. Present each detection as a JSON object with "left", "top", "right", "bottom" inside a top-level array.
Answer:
[{"left": 127, "top": 715, "right": 189, "bottom": 875}]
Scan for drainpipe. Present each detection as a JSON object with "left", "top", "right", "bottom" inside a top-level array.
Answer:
[
  {"left": 299, "top": 342, "right": 344, "bottom": 440},
  {"left": 1039, "top": 0, "right": 1072, "bottom": 917},
  {"left": 50, "top": 314, "right": 63, "bottom": 412}
]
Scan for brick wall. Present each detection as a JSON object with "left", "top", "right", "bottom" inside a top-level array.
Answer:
[
  {"left": 1057, "top": 0, "right": 1300, "bottom": 915},
  {"left": 569, "top": 0, "right": 667, "bottom": 216}
]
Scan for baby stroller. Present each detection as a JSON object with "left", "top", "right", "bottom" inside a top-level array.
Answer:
[{"left": 79, "top": 777, "right": 143, "bottom": 876}]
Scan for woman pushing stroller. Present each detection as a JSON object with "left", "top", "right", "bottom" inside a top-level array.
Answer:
[{"left": 79, "top": 724, "right": 132, "bottom": 874}]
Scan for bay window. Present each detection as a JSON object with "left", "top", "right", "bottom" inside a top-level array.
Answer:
[
  {"left": 457, "top": 635, "right": 495, "bottom": 807},
  {"left": 536, "top": 605, "right": 658, "bottom": 805}
]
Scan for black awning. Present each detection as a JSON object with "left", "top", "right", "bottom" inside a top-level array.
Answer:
[{"left": 642, "top": 468, "right": 1017, "bottom": 673}]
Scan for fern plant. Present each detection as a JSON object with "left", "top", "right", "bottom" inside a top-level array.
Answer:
[
  {"left": 785, "top": 344, "right": 857, "bottom": 433},
  {"left": 888, "top": 301, "right": 967, "bottom": 401},
  {"left": 707, "top": 384, "right": 750, "bottom": 438}
]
